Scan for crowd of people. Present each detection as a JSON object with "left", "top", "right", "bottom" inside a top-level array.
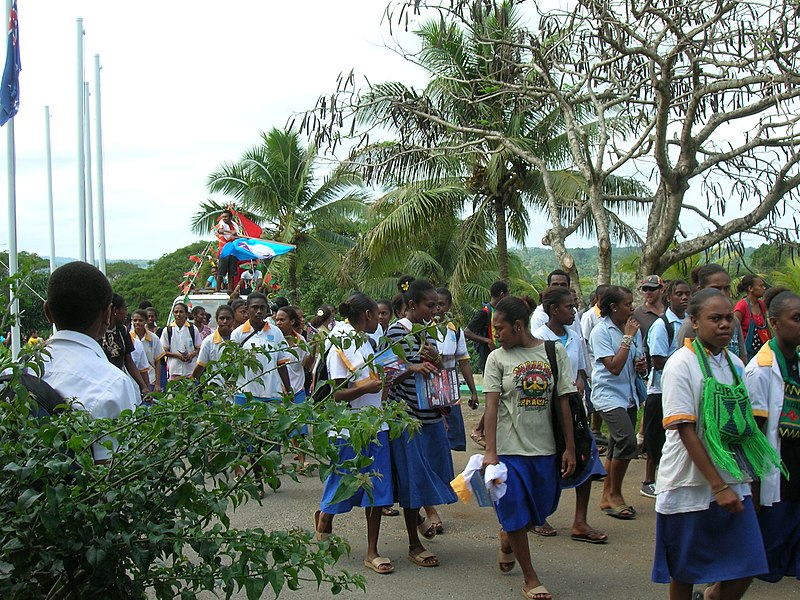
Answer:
[{"left": 20, "top": 260, "right": 798, "bottom": 600}]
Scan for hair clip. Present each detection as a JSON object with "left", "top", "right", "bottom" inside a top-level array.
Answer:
[
  {"left": 316, "top": 309, "right": 324, "bottom": 317},
  {"left": 401, "top": 281, "right": 410, "bottom": 292}
]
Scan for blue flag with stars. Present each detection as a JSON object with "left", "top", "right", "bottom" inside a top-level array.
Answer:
[{"left": 0, "top": 1, "right": 20, "bottom": 126}]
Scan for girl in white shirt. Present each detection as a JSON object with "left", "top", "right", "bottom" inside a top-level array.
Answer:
[
  {"left": 315, "top": 293, "right": 394, "bottom": 575},
  {"left": 653, "top": 288, "right": 779, "bottom": 598}
]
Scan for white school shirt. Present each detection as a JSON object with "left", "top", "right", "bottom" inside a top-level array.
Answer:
[
  {"left": 160, "top": 324, "right": 202, "bottom": 377},
  {"left": 434, "top": 322, "right": 469, "bottom": 369},
  {"left": 196, "top": 328, "right": 230, "bottom": 386},
  {"left": 655, "top": 344, "right": 750, "bottom": 514},
  {"left": 646, "top": 308, "right": 685, "bottom": 394},
  {"left": 533, "top": 324, "right": 586, "bottom": 382},
  {"left": 231, "top": 320, "right": 289, "bottom": 399},
  {"left": 743, "top": 343, "right": 785, "bottom": 507},
  {"left": 131, "top": 336, "right": 150, "bottom": 374},
  {"left": 41, "top": 330, "right": 139, "bottom": 461},
  {"left": 284, "top": 332, "right": 310, "bottom": 394},
  {"left": 580, "top": 306, "right": 602, "bottom": 379},
  {"left": 326, "top": 321, "right": 387, "bottom": 434},
  {"left": 132, "top": 329, "right": 165, "bottom": 385}
]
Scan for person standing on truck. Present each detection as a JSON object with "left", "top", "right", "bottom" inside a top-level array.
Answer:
[{"left": 216, "top": 209, "right": 240, "bottom": 293}]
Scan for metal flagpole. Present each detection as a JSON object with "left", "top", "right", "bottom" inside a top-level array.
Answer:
[
  {"left": 5, "top": 0, "right": 19, "bottom": 357},
  {"left": 44, "top": 106, "right": 56, "bottom": 273},
  {"left": 76, "top": 18, "right": 86, "bottom": 262},
  {"left": 94, "top": 54, "right": 106, "bottom": 274},
  {"left": 83, "top": 81, "right": 94, "bottom": 265}
]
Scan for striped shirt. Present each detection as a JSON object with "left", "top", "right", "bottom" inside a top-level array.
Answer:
[{"left": 384, "top": 318, "right": 441, "bottom": 425}]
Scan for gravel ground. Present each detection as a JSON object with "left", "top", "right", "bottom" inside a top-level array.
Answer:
[{"left": 225, "top": 409, "right": 799, "bottom": 600}]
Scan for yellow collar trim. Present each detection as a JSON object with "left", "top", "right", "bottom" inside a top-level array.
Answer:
[
  {"left": 242, "top": 320, "right": 271, "bottom": 334},
  {"left": 213, "top": 328, "right": 223, "bottom": 344},
  {"left": 131, "top": 330, "right": 152, "bottom": 343},
  {"left": 756, "top": 342, "right": 775, "bottom": 367}
]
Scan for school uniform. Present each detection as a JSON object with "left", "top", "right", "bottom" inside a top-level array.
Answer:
[
  {"left": 652, "top": 344, "right": 767, "bottom": 584},
  {"left": 435, "top": 321, "right": 470, "bottom": 451},
  {"left": 230, "top": 320, "right": 290, "bottom": 403},
  {"left": 534, "top": 324, "right": 606, "bottom": 487},
  {"left": 320, "top": 322, "right": 393, "bottom": 513},
  {"left": 160, "top": 323, "right": 201, "bottom": 379},
  {"left": 284, "top": 332, "right": 310, "bottom": 433},
  {"left": 196, "top": 328, "right": 230, "bottom": 387},
  {"left": 131, "top": 330, "right": 165, "bottom": 389},
  {"left": 744, "top": 342, "right": 800, "bottom": 582},
  {"left": 483, "top": 342, "right": 576, "bottom": 532}
]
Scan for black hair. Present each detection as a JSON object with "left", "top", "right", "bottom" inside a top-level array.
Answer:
[
  {"left": 216, "top": 304, "right": 234, "bottom": 319},
  {"left": 273, "top": 296, "right": 289, "bottom": 309},
  {"left": 222, "top": 209, "right": 232, "bottom": 217},
  {"left": 377, "top": 298, "right": 392, "bottom": 311},
  {"left": 391, "top": 293, "right": 405, "bottom": 318},
  {"left": 494, "top": 295, "right": 536, "bottom": 325},
  {"left": 132, "top": 309, "right": 148, "bottom": 321},
  {"left": 436, "top": 287, "right": 453, "bottom": 305},
  {"left": 310, "top": 305, "right": 333, "bottom": 329},
  {"left": 764, "top": 287, "right": 799, "bottom": 319},
  {"left": 595, "top": 284, "right": 609, "bottom": 300},
  {"left": 276, "top": 305, "right": 302, "bottom": 330},
  {"left": 736, "top": 274, "right": 763, "bottom": 296},
  {"left": 145, "top": 307, "right": 157, "bottom": 316},
  {"left": 541, "top": 286, "right": 573, "bottom": 316},
  {"left": 405, "top": 278, "right": 436, "bottom": 305},
  {"left": 339, "top": 292, "right": 377, "bottom": 324},
  {"left": 138, "top": 300, "right": 153, "bottom": 310},
  {"left": 46, "top": 261, "right": 112, "bottom": 331},
  {"left": 111, "top": 293, "right": 126, "bottom": 310},
  {"left": 687, "top": 288, "right": 727, "bottom": 317},
  {"left": 489, "top": 280, "right": 509, "bottom": 299},
  {"left": 229, "top": 298, "right": 246, "bottom": 312},
  {"left": 172, "top": 302, "right": 188, "bottom": 313},
  {"left": 191, "top": 305, "right": 205, "bottom": 316},
  {"left": 547, "top": 269, "right": 570, "bottom": 286},
  {"left": 691, "top": 264, "right": 728, "bottom": 289},
  {"left": 664, "top": 279, "right": 689, "bottom": 297},
  {"left": 598, "top": 286, "right": 632, "bottom": 317},
  {"left": 245, "top": 292, "right": 268, "bottom": 307}
]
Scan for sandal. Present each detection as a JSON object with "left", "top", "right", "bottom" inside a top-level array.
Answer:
[
  {"left": 381, "top": 506, "right": 400, "bottom": 517},
  {"left": 571, "top": 530, "right": 608, "bottom": 544},
  {"left": 521, "top": 585, "right": 552, "bottom": 600},
  {"left": 498, "top": 548, "right": 515, "bottom": 573},
  {"left": 602, "top": 505, "right": 636, "bottom": 520},
  {"left": 407, "top": 548, "right": 439, "bottom": 567},
  {"left": 313, "top": 510, "right": 330, "bottom": 541},
  {"left": 530, "top": 523, "right": 557, "bottom": 537},
  {"left": 470, "top": 431, "right": 486, "bottom": 449},
  {"left": 417, "top": 515, "right": 436, "bottom": 539},
  {"left": 363, "top": 556, "right": 394, "bottom": 574}
]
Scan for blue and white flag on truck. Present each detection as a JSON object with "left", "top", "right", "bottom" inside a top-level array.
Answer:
[
  {"left": 219, "top": 238, "right": 295, "bottom": 261},
  {"left": 0, "top": 1, "right": 20, "bottom": 126}
]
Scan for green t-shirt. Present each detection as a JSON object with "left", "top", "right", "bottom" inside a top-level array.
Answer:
[{"left": 483, "top": 343, "right": 577, "bottom": 456}]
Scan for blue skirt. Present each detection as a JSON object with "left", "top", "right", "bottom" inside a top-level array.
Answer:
[
  {"left": 652, "top": 497, "right": 768, "bottom": 584},
  {"left": 757, "top": 499, "right": 800, "bottom": 582},
  {"left": 390, "top": 421, "right": 457, "bottom": 509},
  {"left": 561, "top": 435, "right": 607, "bottom": 489},
  {"left": 291, "top": 389, "right": 308, "bottom": 436},
  {"left": 495, "top": 454, "right": 561, "bottom": 533},
  {"left": 444, "top": 404, "right": 467, "bottom": 451},
  {"left": 320, "top": 430, "right": 394, "bottom": 514}
]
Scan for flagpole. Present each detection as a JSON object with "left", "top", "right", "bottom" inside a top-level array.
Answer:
[
  {"left": 5, "top": 0, "right": 19, "bottom": 358},
  {"left": 83, "top": 81, "right": 94, "bottom": 265},
  {"left": 94, "top": 54, "right": 106, "bottom": 274},
  {"left": 76, "top": 18, "right": 86, "bottom": 262},
  {"left": 44, "top": 106, "right": 56, "bottom": 274}
]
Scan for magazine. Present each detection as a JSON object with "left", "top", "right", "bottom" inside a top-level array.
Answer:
[
  {"left": 415, "top": 367, "right": 461, "bottom": 409},
  {"left": 470, "top": 470, "right": 493, "bottom": 507},
  {"left": 371, "top": 346, "right": 408, "bottom": 384}
]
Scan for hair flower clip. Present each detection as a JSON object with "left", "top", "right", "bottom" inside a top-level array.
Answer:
[
  {"left": 401, "top": 281, "right": 410, "bottom": 292},
  {"left": 316, "top": 309, "right": 324, "bottom": 317}
]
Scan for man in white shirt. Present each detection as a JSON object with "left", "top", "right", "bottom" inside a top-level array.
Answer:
[
  {"left": 40, "top": 261, "right": 139, "bottom": 462},
  {"left": 160, "top": 303, "right": 202, "bottom": 381},
  {"left": 216, "top": 209, "right": 241, "bottom": 293}
]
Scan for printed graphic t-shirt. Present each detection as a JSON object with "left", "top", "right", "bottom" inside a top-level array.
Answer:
[{"left": 483, "top": 342, "right": 576, "bottom": 457}]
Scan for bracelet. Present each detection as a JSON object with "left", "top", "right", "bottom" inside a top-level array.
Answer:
[
  {"left": 621, "top": 335, "right": 634, "bottom": 346},
  {"left": 712, "top": 484, "right": 730, "bottom": 496}
]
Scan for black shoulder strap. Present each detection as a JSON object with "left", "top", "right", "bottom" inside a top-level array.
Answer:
[
  {"left": 240, "top": 327, "right": 261, "bottom": 346},
  {"left": 544, "top": 340, "right": 559, "bottom": 389},
  {"left": 662, "top": 313, "right": 674, "bottom": 347}
]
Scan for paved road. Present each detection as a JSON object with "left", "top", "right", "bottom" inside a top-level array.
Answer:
[{"left": 229, "top": 410, "right": 799, "bottom": 600}]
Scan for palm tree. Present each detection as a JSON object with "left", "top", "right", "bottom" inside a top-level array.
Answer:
[{"left": 191, "top": 129, "right": 369, "bottom": 302}]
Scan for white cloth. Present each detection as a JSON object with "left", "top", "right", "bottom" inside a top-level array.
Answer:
[
  {"left": 41, "top": 330, "right": 139, "bottom": 461},
  {"left": 580, "top": 306, "right": 602, "bottom": 379},
  {"left": 131, "top": 330, "right": 165, "bottom": 386},
  {"left": 457, "top": 454, "right": 486, "bottom": 497},
  {"left": 131, "top": 336, "right": 149, "bottom": 373},
  {"left": 231, "top": 320, "right": 289, "bottom": 399},
  {"left": 484, "top": 462, "right": 508, "bottom": 502},
  {"left": 284, "top": 333, "right": 310, "bottom": 393},
  {"left": 743, "top": 344, "right": 784, "bottom": 507},
  {"left": 434, "top": 322, "right": 469, "bottom": 369},
  {"left": 655, "top": 345, "right": 750, "bottom": 514},
  {"left": 216, "top": 219, "right": 240, "bottom": 242}
]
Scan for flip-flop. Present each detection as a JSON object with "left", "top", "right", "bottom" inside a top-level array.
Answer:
[
  {"left": 602, "top": 505, "right": 636, "bottom": 520},
  {"left": 530, "top": 524, "right": 557, "bottom": 537},
  {"left": 381, "top": 506, "right": 400, "bottom": 517},
  {"left": 363, "top": 556, "right": 394, "bottom": 574},
  {"left": 470, "top": 431, "right": 486, "bottom": 449},
  {"left": 432, "top": 520, "right": 444, "bottom": 535},
  {"left": 521, "top": 585, "right": 551, "bottom": 600},
  {"left": 313, "top": 510, "right": 330, "bottom": 541},
  {"left": 407, "top": 549, "right": 439, "bottom": 567},
  {"left": 417, "top": 516, "right": 436, "bottom": 539},
  {"left": 571, "top": 530, "right": 608, "bottom": 544},
  {"left": 498, "top": 548, "right": 516, "bottom": 573}
]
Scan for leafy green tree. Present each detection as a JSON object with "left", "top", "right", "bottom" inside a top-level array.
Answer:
[
  {"left": 0, "top": 252, "right": 51, "bottom": 337},
  {"left": 191, "top": 129, "right": 369, "bottom": 303}
]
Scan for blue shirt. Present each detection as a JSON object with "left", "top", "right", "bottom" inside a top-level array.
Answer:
[
  {"left": 588, "top": 316, "right": 643, "bottom": 411},
  {"left": 647, "top": 308, "right": 685, "bottom": 394}
]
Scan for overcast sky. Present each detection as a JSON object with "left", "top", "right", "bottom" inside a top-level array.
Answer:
[{"left": 0, "top": 1, "right": 432, "bottom": 261}]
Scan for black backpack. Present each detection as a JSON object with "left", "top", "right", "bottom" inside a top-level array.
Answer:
[
  {"left": 310, "top": 346, "right": 333, "bottom": 405},
  {"left": 0, "top": 372, "right": 66, "bottom": 418},
  {"left": 545, "top": 340, "right": 592, "bottom": 476}
]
